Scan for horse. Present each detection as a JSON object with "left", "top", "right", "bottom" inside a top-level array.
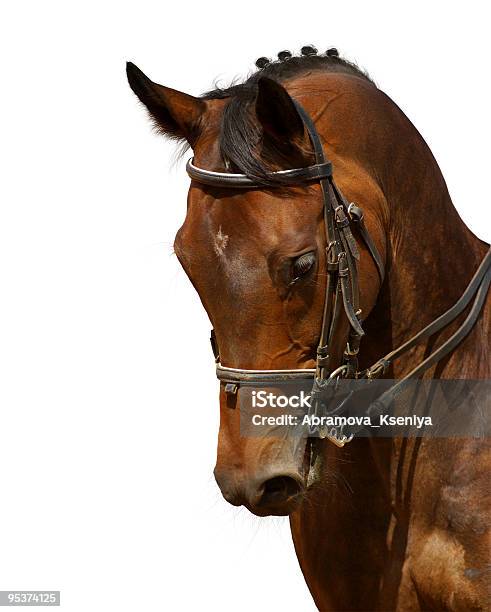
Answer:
[{"left": 127, "top": 48, "right": 490, "bottom": 611}]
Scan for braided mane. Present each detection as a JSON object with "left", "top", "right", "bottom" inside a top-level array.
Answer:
[{"left": 201, "top": 47, "right": 374, "bottom": 184}]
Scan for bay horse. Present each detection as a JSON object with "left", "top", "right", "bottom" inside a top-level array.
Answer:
[{"left": 127, "top": 48, "right": 490, "bottom": 611}]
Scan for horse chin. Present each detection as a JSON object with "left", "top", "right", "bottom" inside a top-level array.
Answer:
[{"left": 245, "top": 496, "right": 303, "bottom": 518}]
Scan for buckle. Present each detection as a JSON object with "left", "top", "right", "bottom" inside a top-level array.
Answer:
[
  {"left": 335, "top": 205, "right": 350, "bottom": 228},
  {"left": 344, "top": 342, "right": 359, "bottom": 356},
  {"left": 329, "top": 364, "right": 348, "bottom": 380},
  {"left": 367, "top": 359, "right": 390, "bottom": 379},
  {"left": 347, "top": 202, "right": 364, "bottom": 221}
]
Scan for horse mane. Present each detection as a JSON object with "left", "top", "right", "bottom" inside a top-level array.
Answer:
[{"left": 200, "top": 50, "right": 375, "bottom": 185}]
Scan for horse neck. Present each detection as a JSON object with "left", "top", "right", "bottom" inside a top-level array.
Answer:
[
  {"left": 314, "top": 98, "right": 485, "bottom": 554},
  {"left": 353, "top": 88, "right": 486, "bottom": 377},
  {"left": 291, "top": 73, "right": 484, "bottom": 375}
]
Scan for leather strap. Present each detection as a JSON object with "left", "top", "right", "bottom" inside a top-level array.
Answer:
[
  {"left": 291, "top": 100, "right": 363, "bottom": 382},
  {"left": 339, "top": 257, "right": 365, "bottom": 337},
  {"left": 346, "top": 262, "right": 491, "bottom": 436},
  {"left": 363, "top": 248, "right": 491, "bottom": 379},
  {"left": 347, "top": 203, "right": 385, "bottom": 283},
  {"left": 186, "top": 158, "right": 332, "bottom": 188},
  {"left": 216, "top": 363, "right": 316, "bottom": 384}
]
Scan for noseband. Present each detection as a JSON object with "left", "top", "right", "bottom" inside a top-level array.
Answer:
[{"left": 187, "top": 99, "right": 491, "bottom": 447}]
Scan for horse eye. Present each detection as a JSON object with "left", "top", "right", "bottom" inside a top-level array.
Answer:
[{"left": 292, "top": 252, "right": 316, "bottom": 280}]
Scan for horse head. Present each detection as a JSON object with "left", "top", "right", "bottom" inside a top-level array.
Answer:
[{"left": 127, "top": 58, "right": 386, "bottom": 515}]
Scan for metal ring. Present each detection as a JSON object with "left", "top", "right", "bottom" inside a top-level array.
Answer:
[{"left": 329, "top": 364, "right": 348, "bottom": 380}]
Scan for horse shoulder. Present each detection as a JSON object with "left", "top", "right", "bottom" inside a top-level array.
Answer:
[{"left": 404, "top": 438, "right": 490, "bottom": 610}]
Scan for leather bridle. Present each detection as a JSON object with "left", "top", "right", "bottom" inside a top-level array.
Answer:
[{"left": 186, "top": 98, "right": 491, "bottom": 447}]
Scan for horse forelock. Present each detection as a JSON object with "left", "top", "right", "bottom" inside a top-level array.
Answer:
[{"left": 199, "top": 53, "right": 375, "bottom": 186}]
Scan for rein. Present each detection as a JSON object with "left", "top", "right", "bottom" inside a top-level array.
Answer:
[{"left": 187, "top": 99, "right": 491, "bottom": 447}]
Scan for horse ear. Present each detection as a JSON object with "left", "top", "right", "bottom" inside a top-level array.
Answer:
[
  {"left": 255, "top": 77, "right": 306, "bottom": 146},
  {"left": 126, "top": 62, "right": 205, "bottom": 146}
]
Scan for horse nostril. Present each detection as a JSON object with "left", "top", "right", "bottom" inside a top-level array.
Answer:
[{"left": 259, "top": 476, "right": 303, "bottom": 507}]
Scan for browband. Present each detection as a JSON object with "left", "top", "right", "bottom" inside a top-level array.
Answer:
[{"left": 186, "top": 158, "right": 332, "bottom": 188}]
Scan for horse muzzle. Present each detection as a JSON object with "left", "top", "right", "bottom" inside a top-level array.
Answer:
[{"left": 214, "top": 465, "right": 306, "bottom": 516}]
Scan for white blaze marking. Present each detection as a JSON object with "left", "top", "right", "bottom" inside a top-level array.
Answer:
[{"left": 213, "top": 226, "right": 229, "bottom": 257}]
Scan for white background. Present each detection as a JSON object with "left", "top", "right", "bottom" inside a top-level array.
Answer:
[{"left": 0, "top": 2, "right": 489, "bottom": 611}]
